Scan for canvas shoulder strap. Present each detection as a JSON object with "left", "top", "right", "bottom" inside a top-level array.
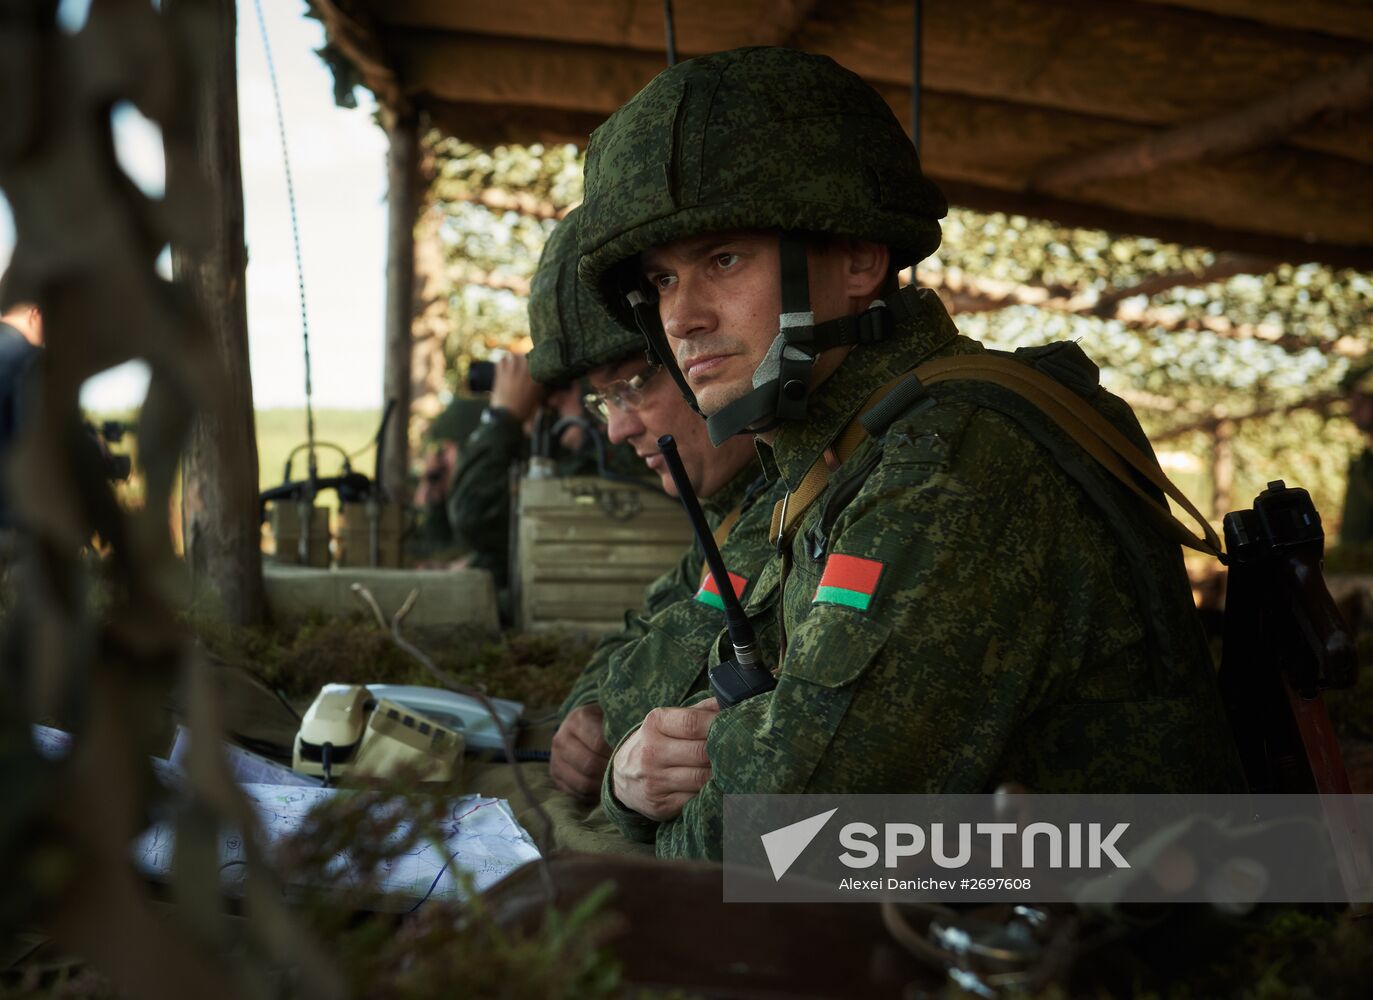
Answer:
[
  {"left": 769, "top": 354, "right": 1225, "bottom": 561},
  {"left": 698, "top": 503, "right": 744, "bottom": 589}
]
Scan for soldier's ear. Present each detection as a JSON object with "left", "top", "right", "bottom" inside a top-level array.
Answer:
[{"left": 840, "top": 239, "right": 890, "bottom": 303}]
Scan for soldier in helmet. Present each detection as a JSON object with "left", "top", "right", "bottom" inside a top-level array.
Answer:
[
  {"left": 475, "top": 207, "right": 782, "bottom": 847},
  {"left": 576, "top": 47, "right": 1244, "bottom": 858},
  {"left": 1339, "top": 366, "right": 1373, "bottom": 545}
]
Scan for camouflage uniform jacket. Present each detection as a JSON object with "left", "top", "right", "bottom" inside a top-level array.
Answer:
[
  {"left": 602, "top": 286, "right": 1244, "bottom": 858},
  {"left": 1339, "top": 448, "right": 1373, "bottom": 545},
  {"left": 446, "top": 410, "right": 527, "bottom": 587},
  {"left": 560, "top": 462, "right": 784, "bottom": 748}
]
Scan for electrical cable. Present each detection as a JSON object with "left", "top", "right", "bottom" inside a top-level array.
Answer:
[
  {"left": 662, "top": 0, "right": 677, "bottom": 67},
  {"left": 250, "top": 0, "right": 319, "bottom": 491}
]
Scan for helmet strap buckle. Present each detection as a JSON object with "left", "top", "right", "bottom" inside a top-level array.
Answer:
[{"left": 856, "top": 298, "right": 892, "bottom": 344}]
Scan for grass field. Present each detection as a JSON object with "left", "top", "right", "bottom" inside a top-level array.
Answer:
[
  {"left": 254, "top": 408, "right": 383, "bottom": 499},
  {"left": 90, "top": 408, "right": 384, "bottom": 518}
]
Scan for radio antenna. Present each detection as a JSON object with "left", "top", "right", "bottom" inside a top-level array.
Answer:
[{"left": 251, "top": 0, "right": 318, "bottom": 494}]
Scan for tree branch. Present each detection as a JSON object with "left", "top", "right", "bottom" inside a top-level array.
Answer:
[
  {"left": 447, "top": 264, "right": 532, "bottom": 297},
  {"left": 1088, "top": 253, "right": 1277, "bottom": 316},
  {"left": 438, "top": 187, "right": 571, "bottom": 221},
  {"left": 1152, "top": 392, "right": 1343, "bottom": 442}
]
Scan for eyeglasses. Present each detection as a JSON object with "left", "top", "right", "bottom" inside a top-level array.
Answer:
[{"left": 583, "top": 363, "right": 661, "bottom": 422}]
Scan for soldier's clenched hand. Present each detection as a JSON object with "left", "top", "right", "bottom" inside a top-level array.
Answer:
[
  {"left": 612, "top": 699, "right": 720, "bottom": 821},
  {"left": 549, "top": 703, "right": 611, "bottom": 801}
]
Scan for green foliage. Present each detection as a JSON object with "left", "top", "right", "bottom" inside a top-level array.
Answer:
[
  {"left": 192, "top": 614, "right": 596, "bottom": 709},
  {"left": 269, "top": 780, "right": 623, "bottom": 1000},
  {"left": 254, "top": 407, "right": 384, "bottom": 502},
  {"left": 425, "top": 138, "right": 585, "bottom": 382},
  {"left": 1119, "top": 907, "right": 1373, "bottom": 1000}
]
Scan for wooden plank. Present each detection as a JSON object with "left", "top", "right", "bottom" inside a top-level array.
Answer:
[
  {"left": 418, "top": 72, "right": 1373, "bottom": 261},
  {"left": 750, "top": 0, "right": 824, "bottom": 47},
  {"left": 365, "top": 1, "right": 1373, "bottom": 163},
  {"left": 796, "top": 0, "right": 1367, "bottom": 130},
  {"left": 389, "top": 25, "right": 1373, "bottom": 174},
  {"left": 528, "top": 582, "right": 664, "bottom": 604},
  {"left": 514, "top": 475, "right": 693, "bottom": 630},
  {"left": 1137, "top": 0, "right": 1373, "bottom": 43},
  {"left": 426, "top": 101, "right": 605, "bottom": 147},
  {"left": 525, "top": 542, "right": 688, "bottom": 566},
  {"left": 939, "top": 178, "right": 1373, "bottom": 270},
  {"left": 1032, "top": 53, "right": 1373, "bottom": 190},
  {"left": 526, "top": 558, "right": 686, "bottom": 577}
]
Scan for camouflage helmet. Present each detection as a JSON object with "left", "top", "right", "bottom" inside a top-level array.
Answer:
[
  {"left": 527, "top": 206, "right": 644, "bottom": 386},
  {"left": 577, "top": 46, "right": 947, "bottom": 327}
]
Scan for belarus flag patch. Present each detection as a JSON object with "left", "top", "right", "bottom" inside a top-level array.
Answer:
[
  {"left": 695, "top": 571, "right": 749, "bottom": 612},
  {"left": 813, "top": 554, "right": 884, "bottom": 612}
]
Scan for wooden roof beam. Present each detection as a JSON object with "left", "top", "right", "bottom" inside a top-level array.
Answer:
[
  {"left": 353, "top": 1, "right": 1373, "bottom": 162},
  {"left": 310, "top": 0, "right": 408, "bottom": 113},
  {"left": 1137, "top": 1, "right": 1373, "bottom": 44},
  {"left": 938, "top": 179, "right": 1373, "bottom": 271},
  {"left": 379, "top": 34, "right": 1373, "bottom": 248},
  {"left": 750, "top": 0, "right": 824, "bottom": 46},
  {"left": 1032, "top": 52, "right": 1373, "bottom": 192}
]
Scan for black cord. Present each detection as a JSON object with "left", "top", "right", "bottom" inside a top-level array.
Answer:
[
  {"left": 911, "top": 0, "right": 923, "bottom": 150},
  {"left": 273, "top": 688, "right": 302, "bottom": 724},
  {"left": 662, "top": 0, "right": 677, "bottom": 67}
]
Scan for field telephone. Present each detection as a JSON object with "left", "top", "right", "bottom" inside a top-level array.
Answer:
[{"left": 292, "top": 683, "right": 524, "bottom": 784}]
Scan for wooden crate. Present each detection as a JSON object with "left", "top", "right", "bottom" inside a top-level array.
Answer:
[
  {"left": 265, "top": 502, "right": 331, "bottom": 568},
  {"left": 513, "top": 475, "right": 694, "bottom": 634},
  {"left": 335, "top": 501, "right": 404, "bottom": 568}
]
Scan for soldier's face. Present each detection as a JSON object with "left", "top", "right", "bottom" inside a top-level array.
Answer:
[
  {"left": 588, "top": 356, "right": 755, "bottom": 498},
  {"left": 642, "top": 232, "right": 888, "bottom": 420}
]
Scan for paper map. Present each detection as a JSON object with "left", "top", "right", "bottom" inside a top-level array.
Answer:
[{"left": 33, "top": 725, "right": 541, "bottom": 904}]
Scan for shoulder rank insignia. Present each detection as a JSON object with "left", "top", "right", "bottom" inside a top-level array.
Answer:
[
  {"left": 814, "top": 554, "right": 884, "bottom": 611},
  {"left": 695, "top": 571, "right": 748, "bottom": 612}
]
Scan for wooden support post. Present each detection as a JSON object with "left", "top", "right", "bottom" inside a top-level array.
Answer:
[
  {"left": 381, "top": 109, "right": 420, "bottom": 503},
  {"left": 1211, "top": 418, "right": 1236, "bottom": 522},
  {"left": 172, "top": 0, "right": 265, "bottom": 626}
]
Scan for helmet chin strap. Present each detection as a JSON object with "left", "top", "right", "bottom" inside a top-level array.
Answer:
[
  {"left": 626, "top": 236, "right": 898, "bottom": 446},
  {"left": 628, "top": 288, "right": 702, "bottom": 416}
]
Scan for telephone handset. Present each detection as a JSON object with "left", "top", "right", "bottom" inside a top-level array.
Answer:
[{"left": 292, "top": 684, "right": 464, "bottom": 784}]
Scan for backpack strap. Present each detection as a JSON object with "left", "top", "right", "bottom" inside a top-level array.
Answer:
[
  {"left": 769, "top": 353, "right": 1224, "bottom": 562},
  {"left": 698, "top": 502, "right": 744, "bottom": 589}
]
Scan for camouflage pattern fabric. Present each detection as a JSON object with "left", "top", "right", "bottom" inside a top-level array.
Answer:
[
  {"left": 602, "top": 287, "right": 1245, "bottom": 857},
  {"left": 577, "top": 46, "right": 946, "bottom": 330},
  {"left": 412, "top": 400, "right": 487, "bottom": 557},
  {"left": 560, "top": 463, "right": 784, "bottom": 747},
  {"left": 446, "top": 410, "right": 527, "bottom": 588},
  {"left": 528, "top": 206, "right": 646, "bottom": 385},
  {"left": 1339, "top": 449, "right": 1373, "bottom": 545}
]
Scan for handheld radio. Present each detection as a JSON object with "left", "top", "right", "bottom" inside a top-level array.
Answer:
[{"left": 657, "top": 434, "right": 776, "bottom": 707}]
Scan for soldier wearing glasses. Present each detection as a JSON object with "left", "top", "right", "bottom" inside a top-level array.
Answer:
[{"left": 527, "top": 208, "right": 784, "bottom": 808}]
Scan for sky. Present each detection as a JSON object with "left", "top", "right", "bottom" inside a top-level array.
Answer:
[{"left": 0, "top": 0, "right": 389, "bottom": 412}]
